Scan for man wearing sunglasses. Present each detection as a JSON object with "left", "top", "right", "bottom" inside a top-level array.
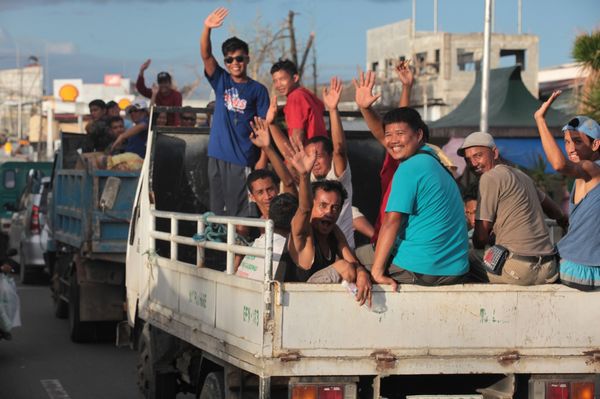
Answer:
[{"left": 201, "top": 7, "right": 270, "bottom": 217}]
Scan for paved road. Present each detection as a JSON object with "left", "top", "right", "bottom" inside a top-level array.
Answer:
[{"left": 0, "top": 278, "right": 140, "bottom": 399}]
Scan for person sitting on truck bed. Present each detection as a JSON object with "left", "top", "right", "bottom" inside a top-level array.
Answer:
[
  {"left": 458, "top": 131, "right": 568, "bottom": 285},
  {"left": 534, "top": 91, "right": 600, "bottom": 291},
  {"left": 269, "top": 77, "right": 356, "bottom": 249},
  {"left": 280, "top": 136, "right": 371, "bottom": 305},
  {"left": 236, "top": 193, "right": 298, "bottom": 280},
  {"left": 370, "top": 108, "right": 469, "bottom": 290},
  {"left": 111, "top": 100, "right": 150, "bottom": 158},
  {"left": 201, "top": 7, "right": 270, "bottom": 218},
  {"left": 85, "top": 99, "right": 107, "bottom": 135}
]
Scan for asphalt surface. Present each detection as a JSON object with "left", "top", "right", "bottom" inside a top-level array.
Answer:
[{"left": 0, "top": 277, "right": 140, "bottom": 399}]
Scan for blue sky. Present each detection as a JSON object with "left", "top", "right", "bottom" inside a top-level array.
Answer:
[{"left": 0, "top": 0, "right": 598, "bottom": 98}]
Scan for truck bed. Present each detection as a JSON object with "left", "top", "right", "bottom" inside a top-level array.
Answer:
[{"left": 140, "top": 256, "right": 600, "bottom": 377}]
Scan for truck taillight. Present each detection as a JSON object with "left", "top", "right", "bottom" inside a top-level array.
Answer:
[
  {"left": 291, "top": 384, "right": 350, "bottom": 399},
  {"left": 547, "top": 383, "right": 570, "bottom": 399},
  {"left": 318, "top": 386, "right": 344, "bottom": 399},
  {"left": 30, "top": 205, "right": 40, "bottom": 234},
  {"left": 292, "top": 385, "right": 317, "bottom": 399},
  {"left": 572, "top": 382, "right": 595, "bottom": 399},
  {"left": 546, "top": 382, "right": 595, "bottom": 399}
]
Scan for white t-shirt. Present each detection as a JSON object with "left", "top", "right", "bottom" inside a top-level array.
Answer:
[
  {"left": 236, "top": 232, "right": 287, "bottom": 281},
  {"left": 311, "top": 160, "right": 354, "bottom": 248}
]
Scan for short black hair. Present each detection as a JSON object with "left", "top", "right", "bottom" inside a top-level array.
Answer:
[
  {"left": 246, "top": 169, "right": 280, "bottom": 193},
  {"left": 382, "top": 107, "right": 428, "bottom": 142},
  {"left": 88, "top": 99, "right": 106, "bottom": 109},
  {"left": 270, "top": 59, "right": 298, "bottom": 76},
  {"left": 106, "top": 100, "right": 118, "bottom": 109},
  {"left": 306, "top": 136, "right": 333, "bottom": 156},
  {"left": 311, "top": 180, "right": 348, "bottom": 205},
  {"left": 222, "top": 36, "right": 249, "bottom": 56},
  {"left": 107, "top": 116, "right": 123, "bottom": 126},
  {"left": 269, "top": 193, "right": 298, "bottom": 231}
]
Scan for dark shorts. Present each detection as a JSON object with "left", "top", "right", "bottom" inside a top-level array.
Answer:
[
  {"left": 389, "top": 265, "right": 464, "bottom": 286},
  {"left": 208, "top": 157, "right": 251, "bottom": 217}
]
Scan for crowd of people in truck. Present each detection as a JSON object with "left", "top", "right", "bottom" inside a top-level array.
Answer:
[{"left": 84, "top": 7, "right": 600, "bottom": 301}]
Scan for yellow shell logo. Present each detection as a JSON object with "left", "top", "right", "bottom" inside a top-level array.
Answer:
[
  {"left": 58, "top": 84, "right": 79, "bottom": 102},
  {"left": 118, "top": 98, "right": 131, "bottom": 110}
]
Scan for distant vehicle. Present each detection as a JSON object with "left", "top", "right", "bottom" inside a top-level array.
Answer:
[
  {"left": 7, "top": 171, "right": 51, "bottom": 284},
  {"left": 0, "top": 161, "right": 53, "bottom": 256},
  {"left": 47, "top": 132, "right": 140, "bottom": 342}
]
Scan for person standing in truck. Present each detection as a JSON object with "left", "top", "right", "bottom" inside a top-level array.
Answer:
[
  {"left": 459, "top": 131, "right": 568, "bottom": 285},
  {"left": 200, "top": 7, "right": 270, "bottom": 217},
  {"left": 136, "top": 59, "right": 182, "bottom": 126},
  {"left": 534, "top": 90, "right": 600, "bottom": 291},
  {"left": 270, "top": 59, "right": 328, "bottom": 144}
]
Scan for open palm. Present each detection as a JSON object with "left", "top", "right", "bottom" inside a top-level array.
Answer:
[
  {"left": 285, "top": 137, "right": 315, "bottom": 175},
  {"left": 395, "top": 60, "right": 414, "bottom": 86},
  {"left": 249, "top": 117, "right": 271, "bottom": 148},
  {"left": 534, "top": 90, "right": 561, "bottom": 120},
  {"left": 205, "top": 7, "right": 228, "bottom": 29},
  {"left": 322, "top": 77, "right": 343, "bottom": 110},
  {"left": 353, "top": 69, "right": 381, "bottom": 109}
]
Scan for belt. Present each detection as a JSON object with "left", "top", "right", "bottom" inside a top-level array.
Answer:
[{"left": 510, "top": 253, "right": 556, "bottom": 264}]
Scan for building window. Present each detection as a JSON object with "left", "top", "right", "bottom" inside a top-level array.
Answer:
[
  {"left": 457, "top": 48, "right": 481, "bottom": 71},
  {"left": 371, "top": 62, "right": 379, "bottom": 72},
  {"left": 500, "top": 49, "right": 526, "bottom": 70}
]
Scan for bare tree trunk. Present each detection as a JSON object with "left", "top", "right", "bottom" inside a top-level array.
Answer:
[{"left": 298, "top": 32, "right": 314, "bottom": 79}]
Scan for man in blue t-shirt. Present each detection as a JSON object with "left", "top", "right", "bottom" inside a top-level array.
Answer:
[
  {"left": 370, "top": 108, "right": 468, "bottom": 290},
  {"left": 201, "top": 7, "right": 270, "bottom": 217}
]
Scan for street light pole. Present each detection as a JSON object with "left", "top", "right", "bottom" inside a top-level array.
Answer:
[
  {"left": 480, "top": 0, "right": 492, "bottom": 133},
  {"left": 16, "top": 44, "right": 22, "bottom": 140}
]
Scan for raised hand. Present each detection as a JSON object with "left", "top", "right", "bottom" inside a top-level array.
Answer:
[
  {"left": 140, "top": 59, "right": 151, "bottom": 73},
  {"left": 322, "top": 77, "right": 343, "bottom": 111},
  {"left": 249, "top": 117, "right": 271, "bottom": 149},
  {"left": 353, "top": 69, "right": 381, "bottom": 109},
  {"left": 534, "top": 90, "right": 561, "bottom": 120},
  {"left": 205, "top": 7, "right": 229, "bottom": 29},
  {"left": 395, "top": 59, "right": 414, "bottom": 86},
  {"left": 151, "top": 83, "right": 159, "bottom": 97},
  {"left": 284, "top": 136, "right": 316, "bottom": 176},
  {"left": 265, "top": 93, "right": 278, "bottom": 124}
]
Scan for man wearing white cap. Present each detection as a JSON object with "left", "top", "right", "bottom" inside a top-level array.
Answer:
[
  {"left": 111, "top": 99, "right": 149, "bottom": 158},
  {"left": 535, "top": 90, "right": 600, "bottom": 290},
  {"left": 458, "top": 131, "right": 567, "bottom": 285}
]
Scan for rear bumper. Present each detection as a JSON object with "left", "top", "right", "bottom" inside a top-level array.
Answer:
[{"left": 21, "top": 236, "right": 46, "bottom": 267}]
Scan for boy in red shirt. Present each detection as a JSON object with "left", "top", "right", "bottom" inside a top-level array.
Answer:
[{"left": 271, "top": 59, "right": 328, "bottom": 144}]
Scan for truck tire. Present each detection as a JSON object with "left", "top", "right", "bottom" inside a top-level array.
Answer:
[
  {"left": 19, "top": 262, "right": 36, "bottom": 284},
  {"left": 68, "top": 272, "right": 95, "bottom": 343},
  {"left": 52, "top": 253, "right": 69, "bottom": 319},
  {"left": 137, "top": 323, "right": 178, "bottom": 399},
  {"left": 198, "top": 372, "right": 225, "bottom": 399}
]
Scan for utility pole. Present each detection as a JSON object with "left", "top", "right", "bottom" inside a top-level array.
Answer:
[
  {"left": 288, "top": 11, "right": 299, "bottom": 67},
  {"left": 16, "top": 44, "right": 23, "bottom": 140},
  {"left": 518, "top": 0, "right": 523, "bottom": 34},
  {"left": 433, "top": 0, "right": 438, "bottom": 33},
  {"left": 298, "top": 32, "right": 314, "bottom": 79},
  {"left": 412, "top": 0, "right": 416, "bottom": 38},
  {"left": 480, "top": 0, "right": 492, "bottom": 133}
]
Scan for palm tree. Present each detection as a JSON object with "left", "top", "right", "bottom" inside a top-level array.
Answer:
[{"left": 572, "top": 30, "right": 600, "bottom": 120}]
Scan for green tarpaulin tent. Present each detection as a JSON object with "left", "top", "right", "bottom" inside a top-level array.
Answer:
[{"left": 429, "top": 66, "right": 570, "bottom": 138}]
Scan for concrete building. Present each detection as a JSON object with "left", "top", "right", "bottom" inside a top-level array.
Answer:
[
  {"left": 0, "top": 64, "right": 44, "bottom": 138},
  {"left": 366, "top": 19, "right": 539, "bottom": 121},
  {"left": 538, "top": 62, "right": 588, "bottom": 115}
]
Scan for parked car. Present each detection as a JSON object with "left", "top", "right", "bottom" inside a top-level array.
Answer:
[{"left": 7, "top": 170, "right": 51, "bottom": 284}]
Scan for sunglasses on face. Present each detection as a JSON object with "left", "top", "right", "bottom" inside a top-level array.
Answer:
[{"left": 224, "top": 55, "right": 247, "bottom": 64}]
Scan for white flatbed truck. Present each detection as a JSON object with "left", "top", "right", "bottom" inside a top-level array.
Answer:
[{"left": 124, "top": 109, "right": 600, "bottom": 399}]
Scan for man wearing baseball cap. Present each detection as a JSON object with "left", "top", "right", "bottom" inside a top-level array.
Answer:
[
  {"left": 111, "top": 100, "right": 149, "bottom": 157},
  {"left": 535, "top": 90, "right": 600, "bottom": 291},
  {"left": 458, "top": 130, "right": 567, "bottom": 285},
  {"left": 136, "top": 59, "right": 182, "bottom": 125}
]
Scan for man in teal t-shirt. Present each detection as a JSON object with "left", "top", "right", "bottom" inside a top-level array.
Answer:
[{"left": 370, "top": 108, "right": 468, "bottom": 289}]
